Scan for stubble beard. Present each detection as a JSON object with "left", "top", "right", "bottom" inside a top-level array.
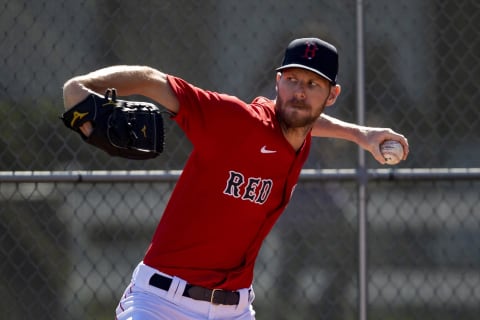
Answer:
[{"left": 275, "top": 95, "right": 326, "bottom": 132}]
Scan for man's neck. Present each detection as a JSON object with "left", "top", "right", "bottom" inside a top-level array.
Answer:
[{"left": 280, "top": 125, "right": 311, "bottom": 152}]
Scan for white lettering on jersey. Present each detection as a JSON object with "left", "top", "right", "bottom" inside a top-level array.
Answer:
[{"left": 223, "top": 170, "right": 273, "bottom": 204}]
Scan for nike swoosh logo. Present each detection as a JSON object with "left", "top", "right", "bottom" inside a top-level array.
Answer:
[{"left": 261, "top": 145, "right": 277, "bottom": 154}]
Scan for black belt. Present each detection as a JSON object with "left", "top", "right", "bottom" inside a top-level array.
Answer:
[{"left": 149, "top": 273, "right": 240, "bottom": 305}]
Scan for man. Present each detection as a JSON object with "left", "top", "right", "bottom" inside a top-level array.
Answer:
[{"left": 63, "top": 37, "right": 408, "bottom": 319}]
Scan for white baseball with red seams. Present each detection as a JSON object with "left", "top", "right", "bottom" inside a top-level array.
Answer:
[{"left": 380, "top": 140, "right": 404, "bottom": 165}]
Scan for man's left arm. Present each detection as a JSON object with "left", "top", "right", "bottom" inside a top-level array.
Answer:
[{"left": 312, "top": 114, "right": 409, "bottom": 164}]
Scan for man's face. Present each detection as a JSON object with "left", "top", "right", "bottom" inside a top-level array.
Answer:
[{"left": 275, "top": 68, "right": 339, "bottom": 130}]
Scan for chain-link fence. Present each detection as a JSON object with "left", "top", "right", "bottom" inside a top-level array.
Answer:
[{"left": 1, "top": 0, "right": 479, "bottom": 319}]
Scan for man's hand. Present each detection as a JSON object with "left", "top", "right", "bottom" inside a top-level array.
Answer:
[
  {"left": 312, "top": 114, "right": 409, "bottom": 164},
  {"left": 60, "top": 89, "right": 165, "bottom": 160},
  {"left": 79, "top": 122, "right": 93, "bottom": 137},
  {"left": 358, "top": 127, "right": 409, "bottom": 164}
]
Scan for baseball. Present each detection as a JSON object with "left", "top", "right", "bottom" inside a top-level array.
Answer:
[{"left": 380, "top": 140, "right": 404, "bottom": 165}]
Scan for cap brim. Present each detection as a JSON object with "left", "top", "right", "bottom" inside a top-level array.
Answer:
[{"left": 276, "top": 64, "right": 335, "bottom": 84}]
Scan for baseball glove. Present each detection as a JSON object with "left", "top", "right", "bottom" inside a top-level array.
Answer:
[{"left": 60, "top": 88, "right": 165, "bottom": 160}]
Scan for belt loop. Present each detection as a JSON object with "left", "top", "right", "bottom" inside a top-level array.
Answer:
[
  {"left": 237, "top": 287, "right": 254, "bottom": 310},
  {"left": 131, "top": 263, "right": 141, "bottom": 282},
  {"left": 166, "top": 276, "right": 180, "bottom": 300},
  {"left": 172, "top": 276, "right": 186, "bottom": 303}
]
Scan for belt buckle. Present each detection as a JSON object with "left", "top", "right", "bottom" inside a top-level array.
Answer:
[{"left": 210, "top": 288, "right": 222, "bottom": 305}]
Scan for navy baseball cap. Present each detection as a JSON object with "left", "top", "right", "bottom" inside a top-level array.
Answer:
[{"left": 276, "top": 38, "right": 339, "bottom": 85}]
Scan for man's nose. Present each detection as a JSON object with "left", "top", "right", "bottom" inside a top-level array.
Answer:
[{"left": 294, "top": 82, "right": 306, "bottom": 99}]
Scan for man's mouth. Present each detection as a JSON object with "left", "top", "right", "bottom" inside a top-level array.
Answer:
[{"left": 289, "top": 100, "right": 307, "bottom": 110}]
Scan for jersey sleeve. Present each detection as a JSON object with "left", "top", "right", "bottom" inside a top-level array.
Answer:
[{"left": 166, "top": 75, "right": 250, "bottom": 147}]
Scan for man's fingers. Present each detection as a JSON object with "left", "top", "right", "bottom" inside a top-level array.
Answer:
[{"left": 80, "top": 121, "right": 93, "bottom": 137}]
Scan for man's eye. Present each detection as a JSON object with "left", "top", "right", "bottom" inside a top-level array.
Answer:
[
  {"left": 287, "top": 77, "right": 298, "bottom": 82},
  {"left": 308, "top": 81, "right": 318, "bottom": 87}
]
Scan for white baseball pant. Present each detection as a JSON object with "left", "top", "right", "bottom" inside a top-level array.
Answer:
[{"left": 115, "top": 262, "right": 256, "bottom": 320}]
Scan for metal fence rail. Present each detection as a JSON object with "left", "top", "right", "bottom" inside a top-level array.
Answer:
[{"left": 2, "top": 168, "right": 480, "bottom": 182}]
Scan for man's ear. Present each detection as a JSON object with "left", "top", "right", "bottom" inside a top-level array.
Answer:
[
  {"left": 326, "top": 84, "right": 341, "bottom": 107},
  {"left": 275, "top": 72, "right": 282, "bottom": 93}
]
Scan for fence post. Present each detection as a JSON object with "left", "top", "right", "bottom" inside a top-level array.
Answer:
[{"left": 356, "top": 0, "right": 368, "bottom": 319}]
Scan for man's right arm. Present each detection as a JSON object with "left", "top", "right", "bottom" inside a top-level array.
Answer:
[{"left": 62, "top": 65, "right": 180, "bottom": 113}]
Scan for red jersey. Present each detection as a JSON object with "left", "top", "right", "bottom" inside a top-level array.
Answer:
[{"left": 143, "top": 75, "right": 312, "bottom": 290}]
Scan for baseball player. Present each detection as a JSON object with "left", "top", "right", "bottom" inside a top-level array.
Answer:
[{"left": 63, "top": 37, "right": 409, "bottom": 319}]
